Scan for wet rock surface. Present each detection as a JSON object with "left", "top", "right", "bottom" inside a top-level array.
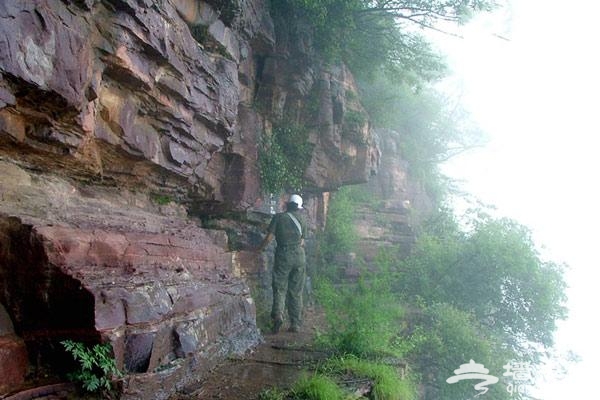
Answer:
[{"left": 172, "top": 307, "right": 328, "bottom": 400}]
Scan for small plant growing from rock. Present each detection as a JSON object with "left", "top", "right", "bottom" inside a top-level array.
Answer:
[
  {"left": 151, "top": 193, "right": 173, "bottom": 205},
  {"left": 61, "top": 340, "right": 122, "bottom": 394}
]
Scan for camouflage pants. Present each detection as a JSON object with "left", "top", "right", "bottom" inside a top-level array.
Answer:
[{"left": 272, "top": 245, "right": 306, "bottom": 328}]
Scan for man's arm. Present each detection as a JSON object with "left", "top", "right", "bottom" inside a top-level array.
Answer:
[{"left": 257, "top": 232, "right": 274, "bottom": 252}]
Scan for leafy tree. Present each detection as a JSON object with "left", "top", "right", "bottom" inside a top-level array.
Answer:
[
  {"left": 399, "top": 303, "right": 512, "bottom": 400},
  {"left": 358, "top": 73, "right": 486, "bottom": 202},
  {"left": 314, "top": 189, "right": 566, "bottom": 399},
  {"left": 269, "top": 0, "right": 498, "bottom": 84},
  {"left": 353, "top": 0, "right": 497, "bottom": 26},
  {"left": 360, "top": 74, "right": 486, "bottom": 163},
  {"left": 396, "top": 209, "right": 568, "bottom": 359}
]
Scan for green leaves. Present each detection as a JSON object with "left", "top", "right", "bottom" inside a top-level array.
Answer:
[
  {"left": 316, "top": 270, "right": 405, "bottom": 358},
  {"left": 61, "top": 340, "right": 122, "bottom": 393},
  {"left": 397, "top": 209, "right": 568, "bottom": 357},
  {"left": 292, "top": 375, "right": 346, "bottom": 400},
  {"left": 402, "top": 303, "right": 512, "bottom": 399},
  {"left": 319, "top": 188, "right": 359, "bottom": 260},
  {"left": 258, "top": 123, "right": 312, "bottom": 194},
  {"left": 312, "top": 188, "right": 564, "bottom": 399},
  {"left": 269, "top": 0, "right": 497, "bottom": 85}
]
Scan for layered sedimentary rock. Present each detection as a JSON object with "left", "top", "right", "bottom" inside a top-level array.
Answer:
[
  {"left": 0, "top": 0, "right": 379, "bottom": 397},
  {"left": 0, "top": 162, "right": 261, "bottom": 398},
  {"left": 0, "top": 0, "right": 377, "bottom": 208},
  {"left": 353, "top": 129, "right": 433, "bottom": 263}
]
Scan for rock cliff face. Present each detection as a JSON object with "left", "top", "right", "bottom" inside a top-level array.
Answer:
[
  {"left": 0, "top": 0, "right": 379, "bottom": 397},
  {"left": 354, "top": 129, "right": 433, "bottom": 263}
]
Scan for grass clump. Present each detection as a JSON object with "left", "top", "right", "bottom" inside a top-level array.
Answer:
[
  {"left": 316, "top": 276, "right": 404, "bottom": 358},
  {"left": 292, "top": 374, "right": 345, "bottom": 400},
  {"left": 325, "top": 356, "right": 416, "bottom": 400}
]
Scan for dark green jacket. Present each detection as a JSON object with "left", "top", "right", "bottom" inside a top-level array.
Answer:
[{"left": 267, "top": 210, "right": 306, "bottom": 247}]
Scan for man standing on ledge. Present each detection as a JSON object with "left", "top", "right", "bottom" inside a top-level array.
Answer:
[{"left": 257, "top": 194, "right": 306, "bottom": 333}]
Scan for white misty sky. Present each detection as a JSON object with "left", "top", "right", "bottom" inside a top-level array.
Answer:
[{"left": 429, "top": 0, "right": 600, "bottom": 398}]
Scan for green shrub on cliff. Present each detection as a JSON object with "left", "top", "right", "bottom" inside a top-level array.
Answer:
[{"left": 259, "top": 123, "right": 312, "bottom": 194}]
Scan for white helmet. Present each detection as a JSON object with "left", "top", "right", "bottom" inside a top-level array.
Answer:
[{"left": 289, "top": 194, "right": 303, "bottom": 209}]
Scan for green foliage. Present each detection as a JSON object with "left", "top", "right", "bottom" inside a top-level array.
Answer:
[
  {"left": 344, "top": 110, "right": 367, "bottom": 127},
  {"left": 292, "top": 374, "right": 346, "bottom": 400},
  {"left": 344, "top": 184, "right": 382, "bottom": 207},
  {"left": 249, "top": 280, "right": 274, "bottom": 333},
  {"left": 270, "top": 0, "right": 496, "bottom": 85},
  {"left": 319, "top": 187, "right": 359, "bottom": 261},
  {"left": 258, "top": 123, "right": 312, "bottom": 194},
  {"left": 204, "top": 0, "right": 240, "bottom": 26},
  {"left": 61, "top": 340, "right": 122, "bottom": 393},
  {"left": 342, "top": 109, "right": 368, "bottom": 144},
  {"left": 358, "top": 74, "right": 486, "bottom": 201},
  {"left": 316, "top": 275, "right": 404, "bottom": 357},
  {"left": 316, "top": 186, "right": 402, "bottom": 357},
  {"left": 189, "top": 24, "right": 209, "bottom": 44},
  {"left": 258, "top": 375, "right": 347, "bottom": 400},
  {"left": 325, "top": 356, "right": 417, "bottom": 400},
  {"left": 313, "top": 195, "right": 566, "bottom": 399},
  {"left": 398, "top": 304, "right": 512, "bottom": 399},
  {"left": 264, "top": 359, "right": 416, "bottom": 400},
  {"left": 151, "top": 193, "right": 172, "bottom": 205},
  {"left": 397, "top": 209, "right": 568, "bottom": 358}
]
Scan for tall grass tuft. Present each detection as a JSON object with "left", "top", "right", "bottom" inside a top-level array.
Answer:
[
  {"left": 292, "top": 374, "right": 346, "bottom": 400},
  {"left": 325, "top": 356, "right": 417, "bottom": 400}
]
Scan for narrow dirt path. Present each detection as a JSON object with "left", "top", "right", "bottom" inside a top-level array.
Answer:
[{"left": 173, "top": 307, "right": 329, "bottom": 400}]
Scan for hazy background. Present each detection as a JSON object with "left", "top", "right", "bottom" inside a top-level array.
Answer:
[{"left": 429, "top": 0, "right": 599, "bottom": 397}]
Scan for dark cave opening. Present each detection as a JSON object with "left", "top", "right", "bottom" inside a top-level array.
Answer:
[{"left": 0, "top": 215, "right": 100, "bottom": 378}]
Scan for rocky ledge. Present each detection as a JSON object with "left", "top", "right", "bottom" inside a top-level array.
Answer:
[{"left": 0, "top": 161, "right": 261, "bottom": 399}]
